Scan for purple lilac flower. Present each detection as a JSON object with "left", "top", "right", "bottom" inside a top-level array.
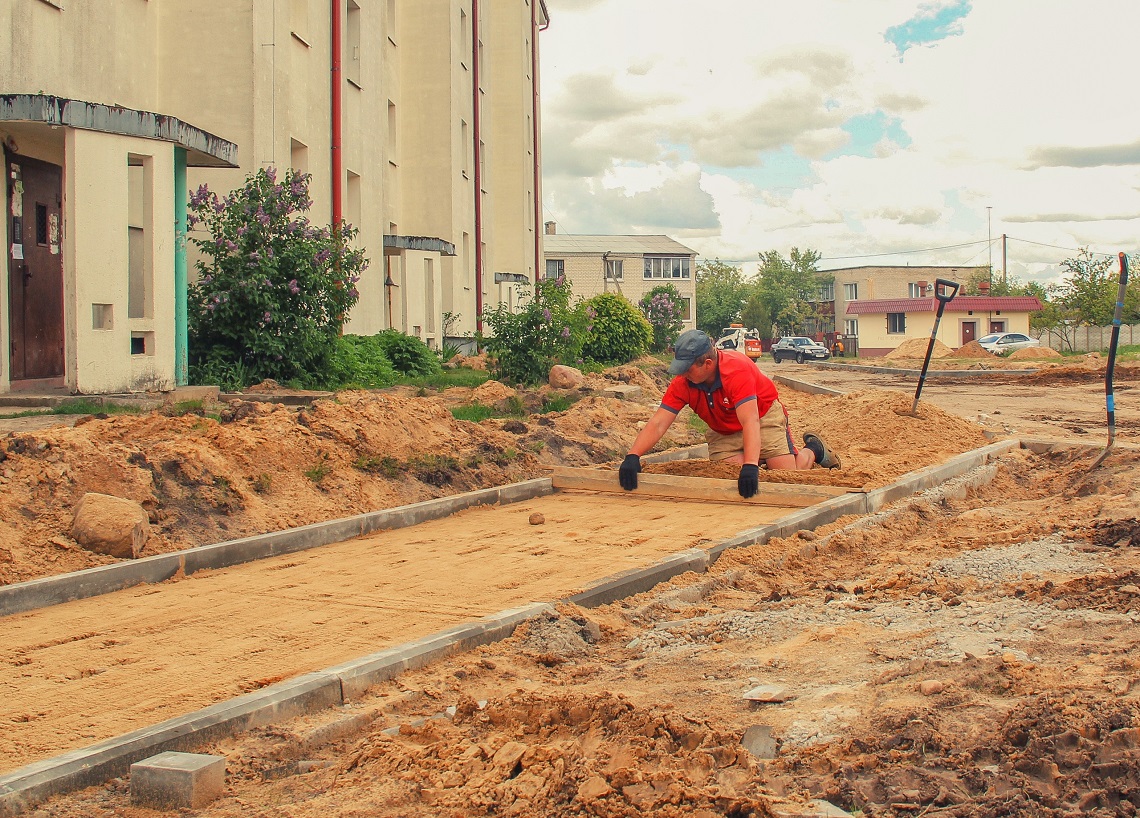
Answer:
[
  {"left": 263, "top": 312, "right": 272, "bottom": 322},
  {"left": 543, "top": 308, "right": 552, "bottom": 321},
  {"left": 348, "top": 287, "right": 359, "bottom": 299},
  {"left": 561, "top": 327, "right": 570, "bottom": 338},
  {"left": 225, "top": 240, "right": 237, "bottom": 252},
  {"left": 249, "top": 251, "right": 261, "bottom": 262},
  {"left": 288, "top": 279, "right": 300, "bottom": 294},
  {"left": 265, "top": 167, "right": 277, "bottom": 183},
  {"left": 315, "top": 249, "right": 331, "bottom": 264},
  {"left": 237, "top": 225, "right": 249, "bottom": 237}
]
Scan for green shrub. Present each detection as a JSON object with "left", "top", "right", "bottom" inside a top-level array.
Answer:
[
  {"left": 582, "top": 293, "right": 653, "bottom": 364},
  {"left": 187, "top": 167, "right": 367, "bottom": 388},
  {"left": 319, "top": 334, "right": 399, "bottom": 390},
  {"left": 374, "top": 330, "right": 442, "bottom": 378},
  {"left": 638, "top": 284, "right": 686, "bottom": 353},
  {"left": 480, "top": 277, "right": 588, "bottom": 385}
]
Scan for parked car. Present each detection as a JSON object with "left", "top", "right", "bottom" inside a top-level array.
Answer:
[
  {"left": 715, "top": 325, "right": 764, "bottom": 359},
  {"left": 976, "top": 332, "right": 1041, "bottom": 355},
  {"left": 771, "top": 336, "right": 830, "bottom": 363}
]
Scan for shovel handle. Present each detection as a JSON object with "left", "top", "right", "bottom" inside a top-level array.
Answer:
[{"left": 934, "top": 279, "right": 960, "bottom": 304}]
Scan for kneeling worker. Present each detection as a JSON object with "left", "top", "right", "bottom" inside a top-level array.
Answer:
[{"left": 619, "top": 329, "right": 840, "bottom": 499}]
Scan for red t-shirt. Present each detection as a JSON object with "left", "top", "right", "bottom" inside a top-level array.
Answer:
[{"left": 661, "top": 349, "right": 779, "bottom": 435}]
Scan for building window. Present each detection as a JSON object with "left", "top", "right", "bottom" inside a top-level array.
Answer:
[
  {"left": 642, "top": 257, "right": 691, "bottom": 279},
  {"left": 844, "top": 319, "right": 858, "bottom": 336},
  {"left": 460, "top": 121, "right": 469, "bottom": 177},
  {"left": 290, "top": 138, "right": 309, "bottom": 173},
  {"left": 909, "top": 282, "right": 932, "bottom": 298},
  {"left": 605, "top": 259, "right": 623, "bottom": 281},
  {"left": 679, "top": 297, "right": 691, "bottom": 321},
  {"left": 887, "top": 313, "right": 906, "bottom": 334},
  {"left": 545, "top": 259, "right": 564, "bottom": 280},
  {"left": 819, "top": 282, "right": 834, "bottom": 301},
  {"left": 346, "top": 0, "right": 362, "bottom": 87},
  {"left": 843, "top": 283, "right": 858, "bottom": 301}
]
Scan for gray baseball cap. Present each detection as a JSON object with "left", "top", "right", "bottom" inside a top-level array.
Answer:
[{"left": 668, "top": 329, "right": 714, "bottom": 375}]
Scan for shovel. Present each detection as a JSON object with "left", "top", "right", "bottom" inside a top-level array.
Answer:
[
  {"left": 1090, "top": 253, "right": 1129, "bottom": 470},
  {"left": 898, "top": 278, "right": 960, "bottom": 417}
]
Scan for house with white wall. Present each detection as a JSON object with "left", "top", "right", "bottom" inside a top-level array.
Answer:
[{"left": 541, "top": 228, "right": 697, "bottom": 328}]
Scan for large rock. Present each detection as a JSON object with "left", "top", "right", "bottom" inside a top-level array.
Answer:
[
  {"left": 71, "top": 493, "right": 150, "bottom": 558},
  {"left": 549, "top": 365, "right": 585, "bottom": 389}
]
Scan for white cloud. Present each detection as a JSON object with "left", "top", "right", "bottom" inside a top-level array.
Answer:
[{"left": 540, "top": 0, "right": 1140, "bottom": 284}]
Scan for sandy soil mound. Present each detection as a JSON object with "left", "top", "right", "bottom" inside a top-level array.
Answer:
[
  {"left": 885, "top": 337, "right": 953, "bottom": 359},
  {"left": 950, "top": 340, "right": 998, "bottom": 359},
  {"left": 1008, "top": 345, "right": 1063, "bottom": 360}
]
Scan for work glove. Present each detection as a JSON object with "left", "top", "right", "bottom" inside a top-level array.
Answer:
[
  {"left": 738, "top": 463, "right": 760, "bottom": 498},
  {"left": 618, "top": 454, "right": 642, "bottom": 491}
]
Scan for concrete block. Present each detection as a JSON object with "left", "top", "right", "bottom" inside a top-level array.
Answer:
[
  {"left": 130, "top": 752, "right": 225, "bottom": 809},
  {"left": 602, "top": 384, "right": 642, "bottom": 400}
]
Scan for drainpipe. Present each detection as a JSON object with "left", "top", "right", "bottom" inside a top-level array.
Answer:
[
  {"left": 174, "top": 147, "right": 188, "bottom": 386},
  {"left": 331, "top": 0, "right": 343, "bottom": 229},
  {"left": 532, "top": 2, "right": 548, "bottom": 281},
  {"left": 472, "top": 0, "right": 483, "bottom": 333}
]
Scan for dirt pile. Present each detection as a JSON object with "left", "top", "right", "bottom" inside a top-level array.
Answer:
[
  {"left": 1008, "top": 345, "right": 1063, "bottom": 360},
  {"left": 950, "top": 340, "right": 998, "bottom": 359},
  {"left": 885, "top": 337, "right": 953, "bottom": 359}
]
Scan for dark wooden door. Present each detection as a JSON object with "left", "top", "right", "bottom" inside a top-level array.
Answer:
[
  {"left": 7, "top": 153, "right": 65, "bottom": 383},
  {"left": 961, "top": 321, "right": 976, "bottom": 345}
]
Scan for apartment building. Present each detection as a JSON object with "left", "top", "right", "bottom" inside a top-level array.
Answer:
[
  {"left": 1, "top": 0, "right": 547, "bottom": 394},
  {"left": 542, "top": 229, "right": 698, "bottom": 329}
]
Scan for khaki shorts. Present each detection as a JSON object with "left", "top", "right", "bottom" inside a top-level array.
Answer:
[{"left": 706, "top": 399, "right": 795, "bottom": 462}]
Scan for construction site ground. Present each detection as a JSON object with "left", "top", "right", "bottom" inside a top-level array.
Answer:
[{"left": 4, "top": 355, "right": 1140, "bottom": 817}]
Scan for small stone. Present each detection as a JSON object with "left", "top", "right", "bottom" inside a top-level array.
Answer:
[
  {"left": 1119, "top": 585, "right": 1140, "bottom": 596},
  {"left": 1002, "top": 652, "right": 1019, "bottom": 664},
  {"left": 742, "top": 684, "right": 792, "bottom": 703},
  {"left": 918, "top": 680, "right": 944, "bottom": 696},
  {"left": 529, "top": 512, "right": 545, "bottom": 526},
  {"left": 577, "top": 775, "right": 612, "bottom": 801},
  {"left": 741, "top": 725, "right": 778, "bottom": 759}
]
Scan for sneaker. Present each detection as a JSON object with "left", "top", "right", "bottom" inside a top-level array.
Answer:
[{"left": 803, "top": 433, "right": 841, "bottom": 470}]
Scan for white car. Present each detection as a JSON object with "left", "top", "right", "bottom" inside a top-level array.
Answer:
[{"left": 977, "top": 332, "right": 1041, "bottom": 355}]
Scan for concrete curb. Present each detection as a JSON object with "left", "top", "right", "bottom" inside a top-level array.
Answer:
[
  {"left": 328, "top": 603, "right": 555, "bottom": 700},
  {"left": 707, "top": 438, "right": 1020, "bottom": 562},
  {"left": 771, "top": 374, "right": 845, "bottom": 397},
  {"left": 0, "top": 439, "right": 1022, "bottom": 815},
  {"left": 0, "top": 479, "right": 553, "bottom": 619},
  {"left": 566, "top": 549, "right": 710, "bottom": 608},
  {"left": 807, "top": 361, "right": 1037, "bottom": 377}
]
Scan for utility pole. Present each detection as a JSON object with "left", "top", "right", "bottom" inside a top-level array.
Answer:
[
  {"left": 1002, "top": 233, "right": 1007, "bottom": 286},
  {"left": 986, "top": 206, "right": 993, "bottom": 286}
]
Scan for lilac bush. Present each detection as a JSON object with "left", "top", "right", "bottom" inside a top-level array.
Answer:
[
  {"left": 187, "top": 167, "right": 368, "bottom": 387},
  {"left": 638, "top": 284, "right": 685, "bottom": 352}
]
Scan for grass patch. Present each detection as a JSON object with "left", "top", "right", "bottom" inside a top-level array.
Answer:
[
  {"left": 539, "top": 394, "right": 576, "bottom": 413},
  {"left": 303, "top": 452, "right": 332, "bottom": 484},
  {"left": 353, "top": 455, "right": 401, "bottom": 478},
  {"left": 687, "top": 413, "right": 709, "bottom": 434},
  {"left": 403, "top": 367, "right": 490, "bottom": 390},
  {"left": 0, "top": 399, "right": 144, "bottom": 420},
  {"left": 451, "top": 403, "right": 498, "bottom": 422}
]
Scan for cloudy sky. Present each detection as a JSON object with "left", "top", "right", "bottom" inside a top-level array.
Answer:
[{"left": 538, "top": 0, "right": 1139, "bottom": 285}]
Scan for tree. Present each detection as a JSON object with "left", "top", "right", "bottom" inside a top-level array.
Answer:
[
  {"left": 753, "top": 247, "right": 832, "bottom": 336},
  {"left": 582, "top": 292, "right": 653, "bottom": 364},
  {"left": 739, "top": 290, "right": 772, "bottom": 338},
  {"left": 695, "top": 259, "right": 747, "bottom": 336},
  {"left": 1049, "top": 248, "right": 1136, "bottom": 327},
  {"left": 480, "top": 276, "right": 586, "bottom": 385}
]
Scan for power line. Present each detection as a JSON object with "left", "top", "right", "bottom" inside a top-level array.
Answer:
[{"left": 818, "top": 239, "right": 988, "bottom": 261}]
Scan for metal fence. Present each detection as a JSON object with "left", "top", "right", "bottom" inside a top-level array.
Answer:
[{"left": 1034, "top": 323, "right": 1140, "bottom": 352}]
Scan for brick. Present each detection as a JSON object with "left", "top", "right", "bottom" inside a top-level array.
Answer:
[{"left": 130, "top": 752, "right": 225, "bottom": 809}]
